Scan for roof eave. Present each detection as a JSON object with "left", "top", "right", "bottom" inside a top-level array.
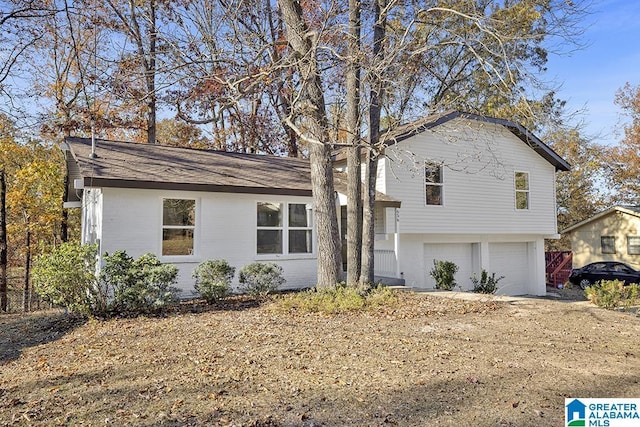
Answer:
[{"left": 82, "top": 177, "right": 313, "bottom": 197}]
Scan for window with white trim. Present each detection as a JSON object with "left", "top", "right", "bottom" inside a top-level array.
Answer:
[
  {"left": 601, "top": 236, "right": 616, "bottom": 254},
  {"left": 257, "top": 202, "right": 313, "bottom": 254},
  {"left": 627, "top": 236, "right": 640, "bottom": 255},
  {"left": 162, "top": 198, "right": 195, "bottom": 256},
  {"left": 515, "top": 171, "right": 529, "bottom": 210},
  {"left": 425, "top": 162, "right": 443, "bottom": 206}
]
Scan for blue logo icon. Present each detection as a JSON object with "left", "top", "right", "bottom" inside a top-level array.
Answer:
[{"left": 566, "top": 399, "right": 586, "bottom": 426}]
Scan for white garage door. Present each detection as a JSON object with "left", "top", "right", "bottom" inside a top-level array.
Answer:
[
  {"left": 489, "top": 243, "right": 530, "bottom": 295},
  {"left": 424, "top": 243, "right": 474, "bottom": 291}
]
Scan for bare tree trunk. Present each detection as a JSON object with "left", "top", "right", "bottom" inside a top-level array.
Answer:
[
  {"left": 360, "top": 154, "right": 377, "bottom": 285},
  {"left": 278, "top": 0, "right": 341, "bottom": 288},
  {"left": 0, "top": 169, "right": 7, "bottom": 312},
  {"left": 106, "top": 0, "right": 158, "bottom": 144},
  {"left": 61, "top": 169, "right": 69, "bottom": 242},
  {"left": 346, "top": 0, "right": 362, "bottom": 286},
  {"left": 360, "top": 0, "right": 386, "bottom": 286},
  {"left": 23, "top": 227, "right": 31, "bottom": 312},
  {"left": 146, "top": 0, "right": 157, "bottom": 144}
]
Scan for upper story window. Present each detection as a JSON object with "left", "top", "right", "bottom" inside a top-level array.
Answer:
[
  {"left": 425, "top": 162, "right": 443, "bottom": 206},
  {"left": 601, "top": 236, "right": 616, "bottom": 254},
  {"left": 515, "top": 171, "right": 529, "bottom": 210},
  {"left": 162, "top": 198, "right": 195, "bottom": 256},
  {"left": 257, "top": 202, "right": 313, "bottom": 255},
  {"left": 627, "top": 236, "right": 640, "bottom": 255}
]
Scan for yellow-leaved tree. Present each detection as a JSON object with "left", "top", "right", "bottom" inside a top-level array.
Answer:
[{"left": 0, "top": 114, "right": 67, "bottom": 312}]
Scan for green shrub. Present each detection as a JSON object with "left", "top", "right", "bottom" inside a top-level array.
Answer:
[
  {"left": 585, "top": 280, "right": 640, "bottom": 311},
  {"left": 32, "top": 243, "right": 99, "bottom": 315},
  {"left": 430, "top": 260, "right": 459, "bottom": 290},
  {"left": 192, "top": 259, "right": 235, "bottom": 303},
  {"left": 470, "top": 270, "right": 504, "bottom": 294},
  {"left": 102, "top": 251, "right": 180, "bottom": 315},
  {"left": 277, "top": 284, "right": 398, "bottom": 314},
  {"left": 238, "top": 262, "right": 285, "bottom": 295}
]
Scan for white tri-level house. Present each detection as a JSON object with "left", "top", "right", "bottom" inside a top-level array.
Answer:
[{"left": 62, "top": 111, "right": 569, "bottom": 296}]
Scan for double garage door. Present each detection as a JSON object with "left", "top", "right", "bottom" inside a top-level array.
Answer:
[{"left": 424, "top": 242, "right": 530, "bottom": 295}]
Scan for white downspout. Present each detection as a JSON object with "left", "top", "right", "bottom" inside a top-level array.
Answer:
[{"left": 394, "top": 208, "right": 400, "bottom": 278}]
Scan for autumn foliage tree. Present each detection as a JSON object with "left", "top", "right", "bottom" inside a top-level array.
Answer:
[
  {"left": 545, "top": 127, "right": 610, "bottom": 250},
  {"left": 611, "top": 83, "right": 640, "bottom": 205},
  {"left": 0, "top": 114, "right": 66, "bottom": 311}
]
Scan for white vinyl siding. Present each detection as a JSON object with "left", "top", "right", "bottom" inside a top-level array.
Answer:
[{"left": 384, "top": 119, "right": 557, "bottom": 235}]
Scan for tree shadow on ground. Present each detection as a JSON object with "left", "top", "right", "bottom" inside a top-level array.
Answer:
[
  {"left": 0, "top": 310, "right": 86, "bottom": 363},
  {"left": 174, "top": 294, "right": 268, "bottom": 314}
]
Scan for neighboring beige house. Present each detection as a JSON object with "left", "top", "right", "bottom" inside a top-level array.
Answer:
[{"left": 563, "top": 206, "right": 640, "bottom": 269}]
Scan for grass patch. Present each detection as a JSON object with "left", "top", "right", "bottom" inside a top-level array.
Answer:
[{"left": 274, "top": 284, "right": 399, "bottom": 314}]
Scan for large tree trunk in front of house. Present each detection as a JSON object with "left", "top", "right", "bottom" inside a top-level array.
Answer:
[
  {"left": 0, "top": 170, "right": 7, "bottom": 312},
  {"left": 278, "top": 0, "right": 341, "bottom": 287},
  {"left": 360, "top": 0, "right": 386, "bottom": 285},
  {"left": 360, "top": 154, "right": 378, "bottom": 285},
  {"left": 309, "top": 142, "right": 342, "bottom": 288},
  {"left": 346, "top": 0, "right": 362, "bottom": 286}
]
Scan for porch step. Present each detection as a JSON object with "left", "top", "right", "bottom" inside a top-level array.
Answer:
[{"left": 386, "top": 285, "right": 413, "bottom": 292}]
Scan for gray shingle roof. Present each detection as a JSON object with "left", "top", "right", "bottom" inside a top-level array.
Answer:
[
  {"left": 63, "top": 137, "right": 401, "bottom": 207},
  {"left": 64, "top": 137, "right": 314, "bottom": 196}
]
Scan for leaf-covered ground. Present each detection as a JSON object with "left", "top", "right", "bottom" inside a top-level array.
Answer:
[{"left": 1, "top": 291, "right": 639, "bottom": 426}]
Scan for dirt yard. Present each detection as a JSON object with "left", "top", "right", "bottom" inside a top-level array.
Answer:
[{"left": 1, "top": 289, "right": 639, "bottom": 426}]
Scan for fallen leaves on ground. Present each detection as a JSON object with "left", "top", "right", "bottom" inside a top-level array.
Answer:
[{"left": 1, "top": 292, "right": 639, "bottom": 426}]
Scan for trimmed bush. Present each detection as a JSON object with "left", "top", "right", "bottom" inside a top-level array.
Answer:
[
  {"left": 430, "top": 260, "right": 459, "bottom": 290},
  {"left": 585, "top": 280, "right": 640, "bottom": 311},
  {"left": 470, "top": 270, "right": 504, "bottom": 294},
  {"left": 192, "top": 259, "right": 235, "bottom": 303},
  {"left": 238, "top": 262, "right": 285, "bottom": 295},
  {"left": 33, "top": 246, "right": 179, "bottom": 317},
  {"left": 101, "top": 251, "right": 180, "bottom": 315},
  {"left": 32, "top": 243, "right": 99, "bottom": 315}
]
